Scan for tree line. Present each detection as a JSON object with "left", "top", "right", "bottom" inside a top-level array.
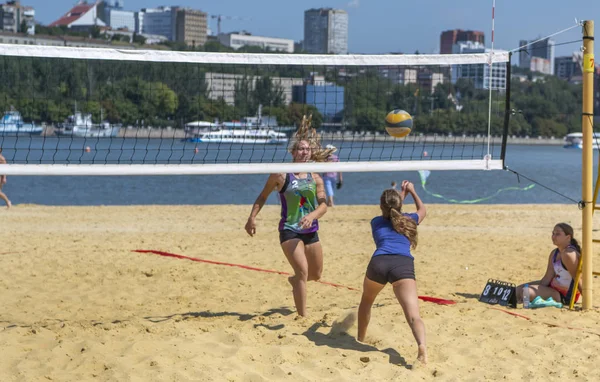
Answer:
[{"left": 0, "top": 54, "right": 586, "bottom": 137}]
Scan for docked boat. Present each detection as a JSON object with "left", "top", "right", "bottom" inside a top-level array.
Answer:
[
  {"left": 186, "top": 126, "right": 288, "bottom": 144},
  {"left": 183, "top": 121, "right": 221, "bottom": 137},
  {"left": 0, "top": 109, "right": 43, "bottom": 135},
  {"left": 563, "top": 132, "right": 600, "bottom": 149},
  {"left": 184, "top": 112, "right": 289, "bottom": 144},
  {"left": 55, "top": 112, "right": 121, "bottom": 138}
]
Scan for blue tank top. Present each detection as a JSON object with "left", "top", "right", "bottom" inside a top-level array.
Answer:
[
  {"left": 278, "top": 173, "right": 319, "bottom": 233},
  {"left": 371, "top": 214, "right": 419, "bottom": 258}
]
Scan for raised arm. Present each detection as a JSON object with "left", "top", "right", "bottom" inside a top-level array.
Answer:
[
  {"left": 402, "top": 180, "right": 426, "bottom": 224},
  {"left": 245, "top": 173, "right": 282, "bottom": 236}
]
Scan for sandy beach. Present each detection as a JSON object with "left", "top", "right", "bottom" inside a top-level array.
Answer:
[{"left": 2, "top": 204, "right": 600, "bottom": 381}]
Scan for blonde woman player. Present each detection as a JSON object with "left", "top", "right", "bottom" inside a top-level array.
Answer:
[
  {"left": 357, "top": 180, "right": 427, "bottom": 364},
  {"left": 245, "top": 116, "right": 334, "bottom": 317}
]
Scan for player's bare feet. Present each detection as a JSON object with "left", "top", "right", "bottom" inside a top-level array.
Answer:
[{"left": 416, "top": 344, "right": 427, "bottom": 365}]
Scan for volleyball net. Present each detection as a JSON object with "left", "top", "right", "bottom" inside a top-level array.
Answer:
[{"left": 0, "top": 44, "right": 510, "bottom": 175}]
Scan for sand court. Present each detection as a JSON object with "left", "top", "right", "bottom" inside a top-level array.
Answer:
[{"left": 2, "top": 204, "right": 600, "bottom": 381}]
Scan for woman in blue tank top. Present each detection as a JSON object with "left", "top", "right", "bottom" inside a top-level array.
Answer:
[
  {"left": 245, "top": 136, "right": 328, "bottom": 317},
  {"left": 357, "top": 181, "right": 428, "bottom": 365}
]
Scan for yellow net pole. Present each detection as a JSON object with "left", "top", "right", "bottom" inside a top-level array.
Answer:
[
  {"left": 581, "top": 20, "right": 595, "bottom": 310},
  {"left": 571, "top": 158, "right": 600, "bottom": 309}
]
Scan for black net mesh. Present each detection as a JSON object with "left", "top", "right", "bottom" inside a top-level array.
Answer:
[{"left": 0, "top": 53, "right": 509, "bottom": 168}]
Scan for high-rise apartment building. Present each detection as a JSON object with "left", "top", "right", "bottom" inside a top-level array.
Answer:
[
  {"left": 0, "top": 0, "right": 34, "bottom": 34},
  {"left": 519, "top": 37, "right": 555, "bottom": 75},
  {"left": 555, "top": 54, "right": 582, "bottom": 82},
  {"left": 451, "top": 41, "right": 507, "bottom": 90},
  {"left": 98, "top": 0, "right": 135, "bottom": 31},
  {"left": 304, "top": 8, "right": 348, "bottom": 54},
  {"left": 175, "top": 8, "right": 207, "bottom": 47},
  {"left": 138, "top": 6, "right": 176, "bottom": 40},
  {"left": 440, "top": 29, "right": 485, "bottom": 54},
  {"left": 137, "top": 6, "right": 206, "bottom": 46}
]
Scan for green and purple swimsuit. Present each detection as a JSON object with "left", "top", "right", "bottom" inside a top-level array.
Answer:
[{"left": 278, "top": 173, "right": 319, "bottom": 233}]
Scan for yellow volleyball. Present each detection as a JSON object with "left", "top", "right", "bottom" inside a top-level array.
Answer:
[{"left": 384, "top": 109, "right": 413, "bottom": 138}]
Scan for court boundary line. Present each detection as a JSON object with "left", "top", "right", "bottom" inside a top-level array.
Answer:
[{"left": 133, "top": 249, "right": 457, "bottom": 305}]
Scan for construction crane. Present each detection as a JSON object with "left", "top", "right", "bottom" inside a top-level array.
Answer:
[{"left": 210, "top": 14, "right": 251, "bottom": 35}]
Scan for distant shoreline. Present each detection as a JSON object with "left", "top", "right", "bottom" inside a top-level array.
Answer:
[{"left": 41, "top": 126, "right": 566, "bottom": 146}]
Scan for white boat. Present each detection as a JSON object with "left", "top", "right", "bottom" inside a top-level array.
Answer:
[
  {"left": 183, "top": 120, "right": 221, "bottom": 137},
  {"left": 563, "top": 132, "right": 600, "bottom": 149},
  {"left": 55, "top": 111, "right": 121, "bottom": 138},
  {"left": 0, "top": 109, "right": 43, "bottom": 135},
  {"left": 187, "top": 126, "right": 288, "bottom": 144},
  {"left": 184, "top": 109, "right": 290, "bottom": 144}
]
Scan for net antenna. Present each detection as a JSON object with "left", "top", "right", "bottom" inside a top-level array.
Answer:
[
  {"left": 0, "top": 44, "right": 510, "bottom": 176},
  {"left": 486, "top": 0, "right": 496, "bottom": 161}
]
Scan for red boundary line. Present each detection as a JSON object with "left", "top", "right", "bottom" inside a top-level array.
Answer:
[
  {"left": 134, "top": 250, "right": 599, "bottom": 334},
  {"left": 133, "top": 249, "right": 457, "bottom": 305},
  {"left": 490, "top": 307, "right": 600, "bottom": 337}
]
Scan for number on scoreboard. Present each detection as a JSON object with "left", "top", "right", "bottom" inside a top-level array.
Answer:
[{"left": 479, "top": 279, "right": 517, "bottom": 308}]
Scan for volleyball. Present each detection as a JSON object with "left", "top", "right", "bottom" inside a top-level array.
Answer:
[{"left": 384, "top": 109, "right": 413, "bottom": 138}]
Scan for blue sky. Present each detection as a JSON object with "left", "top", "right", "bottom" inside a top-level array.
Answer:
[{"left": 31, "top": 0, "right": 596, "bottom": 56}]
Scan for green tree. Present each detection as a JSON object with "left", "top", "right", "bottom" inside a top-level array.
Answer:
[
  {"left": 254, "top": 77, "right": 285, "bottom": 109},
  {"left": 284, "top": 103, "right": 322, "bottom": 128},
  {"left": 132, "top": 33, "right": 147, "bottom": 45},
  {"left": 234, "top": 77, "right": 255, "bottom": 117}
]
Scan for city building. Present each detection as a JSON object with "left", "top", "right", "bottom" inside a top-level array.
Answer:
[
  {"left": 555, "top": 54, "right": 582, "bottom": 82},
  {"left": 303, "top": 8, "right": 348, "bottom": 54},
  {"left": 518, "top": 37, "right": 555, "bottom": 75},
  {"left": 418, "top": 71, "right": 445, "bottom": 94},
  {"left": 98, "top": 0, "right": 135, "bottom": 31},
  {"left": 138, "top": 6, "right": 176, "bottom": 40},
  {"left": 379, "top": 67, "right": 418, "bottom": 85},
  {"left": 292, "top": 74, "right": 345, "bottom": 120},
  {"left": 440, "top": 29, "right": 484, "bottom": 54},
  {"left": 50, "top": 1, "right": 106, "bottom": 31},
  {"left": 218, "top": 31, "right": 293, "bottom": 52},
  {"left": 596, "top": 66, "right": 600, "bottom": 113},
  {"left": 378, "top": 66, "right": 447, "bottom": 94},
  {"left": 529, "top": 56, "right": 551, "bottom": 75},
  {"left": 204, "top": 72, "right": 304, "bottom": 106},
  {"left": 175, "top": 8, "right": 207, "bottom": 47},
  {"left": 102, "top": 28, "right": 168, "bottom": 44},
  {"left": 137, "top": 6, "right": 207, "bottom": 46},
  {"left": 0, "top": 0, "right": 34, "bottom": 34},
  {"left": 294, "top": 40, "right": 303, "bottom": 53},
  {"left": 0, "top": 30, "right": 137, "bottom": 48},
  {"left": 451, "top": 41, "right": 507, "bottom": 90}
]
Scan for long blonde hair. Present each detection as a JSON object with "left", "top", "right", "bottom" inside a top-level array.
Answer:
[
  {"left": 289, "top": 114, "right": 335, "bottom": 162},
  {"left": 380, "top": 189, "right": 418, "bottom": 248}
]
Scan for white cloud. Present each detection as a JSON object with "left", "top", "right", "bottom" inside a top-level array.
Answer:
[{"left": 347, "top": 0, "right": 360, "bottom": 8}]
